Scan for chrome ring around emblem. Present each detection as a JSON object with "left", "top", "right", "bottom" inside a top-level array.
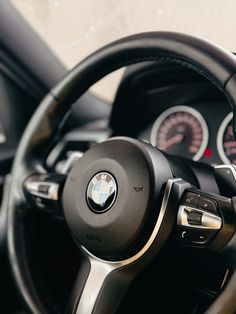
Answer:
[{"left": 86, "top": 172, "right": 117, "bottom": 213}]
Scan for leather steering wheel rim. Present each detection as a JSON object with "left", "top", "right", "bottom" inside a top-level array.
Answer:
[{"left": 6, "top": 32, "right": 236, "bottom": 314}]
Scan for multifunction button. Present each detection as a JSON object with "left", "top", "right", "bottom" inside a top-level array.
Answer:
[
  {"left": 185, "top": 208, "right": 202, "bottom": 225},
  {"left": 177, "top": 226, "right": 216, "bottom": 245},
  {"left": 24, "top": 174, "right": 66, "bottom": 215},
  {"left": 177, "top": 191, "right": 222, "bottom": 246},
  {"left": 181, "top": 192, "right": 199, "bottom": 207},
  {"left": 198, "top": 197, "right": 217, "bottom": 213}
]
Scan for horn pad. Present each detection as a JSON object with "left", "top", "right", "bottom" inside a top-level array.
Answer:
[{"left": 63, "top": 137, "right": 173, "bottom": 260}]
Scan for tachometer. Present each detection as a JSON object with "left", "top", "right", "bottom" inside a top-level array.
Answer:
[
  {"left": 217, "top": 112, "right": 236, "bottom": 164},
  {"left": 150, "top": 106, "right": 209, "bottom": 161}
]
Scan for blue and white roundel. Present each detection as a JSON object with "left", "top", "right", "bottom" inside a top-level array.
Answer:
[
  {"left": 91, "top": 179, "right": 115, "bottom": 205},
  {"left": 87, "top": 172, "right": 117, "bottom": 212}
]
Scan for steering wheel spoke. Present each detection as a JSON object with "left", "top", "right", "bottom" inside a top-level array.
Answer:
[
  {"left": 67, "top": 252, "right": 136, "bottom": 314},
  {"left": 175, "top": 167, "right": 236, "bottom": 253},
  {"left": 24, "top": 173, "right": 66, "bottom": 217}
]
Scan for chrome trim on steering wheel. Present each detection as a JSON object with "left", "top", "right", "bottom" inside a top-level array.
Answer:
[{"left": 76, "top": 178, "right": 182, "bottom": 314}]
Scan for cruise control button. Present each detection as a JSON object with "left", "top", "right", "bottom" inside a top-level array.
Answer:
[
  {"left": 177, "top": 226, "right": 217, "bottom": 246},
  {"left": 38, "top": 184, "right": 50, "bottom": 194},
  {"left": 24, "top": 174, "right": 66, "bottom": 216},
  {"left": 181, "top": 192, "right": 199, "bottom": 207},
  {"left": 192, "top": 229, "right": 216, "bottom": 245},
  {"left": 32, "top": 195, "right": 46, "bottom": 209},
  {"left": 198, "top": 197, "right": 218, "bottom": 213},
  {"left": 185, "top": 209, "right": 202, "bottom": 225},
  {"left": 177, "top": 226, "right": 195, "bottom": 243}
]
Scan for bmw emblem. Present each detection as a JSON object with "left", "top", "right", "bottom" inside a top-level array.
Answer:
[{"left": 86, "top": 172, "right": 117, "bottom": 213}]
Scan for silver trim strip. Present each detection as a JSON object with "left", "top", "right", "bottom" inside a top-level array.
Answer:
[
  {"left": 177, "top": 205, "right": 222, "bottom": 230},
  {"left": 25, "top": 181, "right": 59, "bottom": 200},
  {"left": 220, "top": 268, "right": 230, "bottom": 290},
  {"left": 75, "top": 256, "right": 117, "bottom": 314},
  {"left": 57, "top": 151, "right": 83, "bottom": 174},
  {"left": 150, "top": 105, "right": 209, "bottom": 161},
  {"left": 215, "top": 163, "right": 236, "bottom": 181},
  {"left": 76, "top": 178, "right": 182, "bottom": 314}
]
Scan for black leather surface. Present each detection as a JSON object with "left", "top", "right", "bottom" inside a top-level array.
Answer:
[
  {"left": 6, "top": 32, "right": 236, "bottom": 314},
  {"left": 51, "top": 32, "right": 236, "bottom": 116}
]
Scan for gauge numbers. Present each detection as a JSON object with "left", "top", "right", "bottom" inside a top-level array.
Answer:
[{"left": 150, "top": 106, "right": 209, "bottom": 161}]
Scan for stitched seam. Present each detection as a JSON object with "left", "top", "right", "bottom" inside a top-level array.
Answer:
[
  {"left": 51, "top": 54, "right": 224, "bottom": 104},
  {"left": 98, "top": 55, "right": 224, "bottom": 91}
]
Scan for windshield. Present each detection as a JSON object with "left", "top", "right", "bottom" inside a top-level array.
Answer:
[{"left": 12, "top": 0, "right": 236, "bottom": 102}]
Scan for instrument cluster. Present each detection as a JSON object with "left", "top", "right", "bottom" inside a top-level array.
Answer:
[{"left": 145, "top": 106, "right": 235, "bottom": 165}]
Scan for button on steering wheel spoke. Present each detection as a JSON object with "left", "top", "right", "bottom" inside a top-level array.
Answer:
[
  {"left": 24, "top": 173, "right": 67, "bottom": 217},
  {"left": 176, "top": 188, "right": 236, "bottom": 250}
]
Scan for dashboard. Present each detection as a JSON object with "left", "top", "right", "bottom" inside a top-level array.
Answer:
[
  {"left": 43, "top": 62, "right": 236, "bottom": 175},
  {"left": 109, "top": 62, "right": 235, "bottom": 168}
]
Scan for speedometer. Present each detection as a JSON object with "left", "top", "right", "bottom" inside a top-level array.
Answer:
[
  {"left": 217, "top": 112, "right": 236, "bottom": 164},
  {"left": 150, "top": 106, "right": 209, "bottom": 161}
]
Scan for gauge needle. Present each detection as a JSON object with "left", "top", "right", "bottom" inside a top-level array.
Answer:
[{"left": 159, "top": 133, "right": 184, "bottom": 150}]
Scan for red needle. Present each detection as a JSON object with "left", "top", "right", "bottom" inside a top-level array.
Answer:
[{"left": 159, "top": 133, "right": 184, "bottom": 150}]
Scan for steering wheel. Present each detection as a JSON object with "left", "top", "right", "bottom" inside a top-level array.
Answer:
[{"left": 5, "top": 32, "right": 236, "bottom": 314}]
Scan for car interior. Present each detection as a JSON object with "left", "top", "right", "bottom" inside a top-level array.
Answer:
[{"left": 1, "top": 1, "right": 236, "bottom": 314}]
